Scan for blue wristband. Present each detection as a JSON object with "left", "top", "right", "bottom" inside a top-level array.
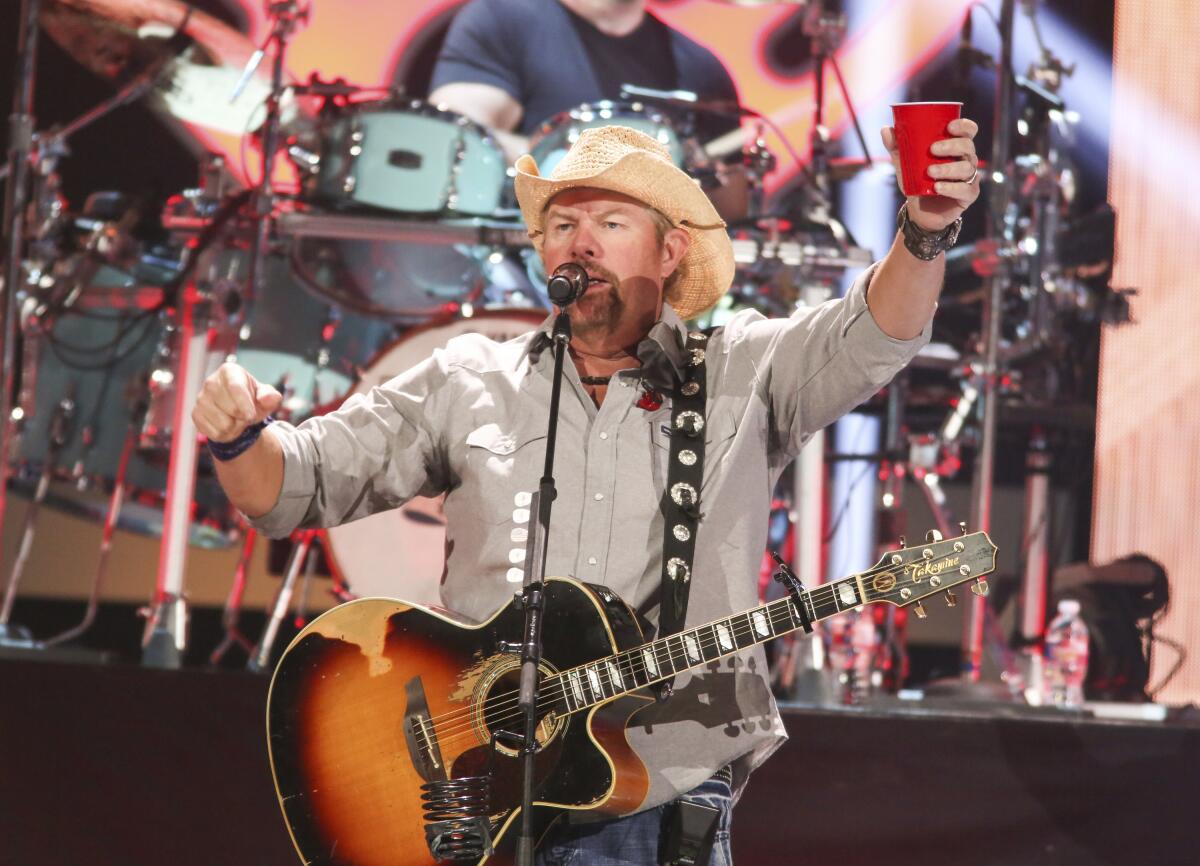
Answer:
[{"left": 207, "top": 418, "right": 273, "bottom": 462}]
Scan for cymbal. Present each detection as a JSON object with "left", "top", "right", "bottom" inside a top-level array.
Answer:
[{"left": 40, "top": 0, "right": 273, "bottom": 134}]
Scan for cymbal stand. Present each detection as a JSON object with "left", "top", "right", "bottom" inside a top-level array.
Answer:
[
  {"left": 961, "top": 0, "right": 1016, "bottom": 684},
  {"left": 238, "top": 0, "right": 309, "bottom": 341},
  {"left": 0, "top": 0, "right": 41, "bottom": 645},
  {"left": 802, "top": 0, "right": 872, "bottom": 223}
]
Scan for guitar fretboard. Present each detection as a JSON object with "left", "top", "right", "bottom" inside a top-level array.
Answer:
[{"left": 545, "top": 572, "right": 870, "bottom": 714}]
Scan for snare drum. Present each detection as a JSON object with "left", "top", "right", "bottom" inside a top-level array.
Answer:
[
  {"left": 307, "top": 99, "right": 507, "bottom": 216},
  {"left": 323, "top": 309, "right": 546, "bottom": 604},
  {"left": 528, "top": 100, "right": 696, "bottom": 176}
]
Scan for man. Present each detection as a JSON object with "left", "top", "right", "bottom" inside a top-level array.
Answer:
[
  {"left": 427, "top": 0, "right": 746, "bottom": 214},
  {"left": 194, "top": 121, "right": 980, "bottom": 863}
]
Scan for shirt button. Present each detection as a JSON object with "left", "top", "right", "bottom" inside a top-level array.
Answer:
[
  {"left": 588, "top": 556, "right": 598, "bottom": 566},
  {"left": 599, "top": 432, "right": 608, "bottom": 440},
  {"left": 593, "top": 492, "right": 604, "bottom": 501}
]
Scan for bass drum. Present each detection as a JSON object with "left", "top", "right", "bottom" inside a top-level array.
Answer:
[{"left": 323, "top": 309, "right": 546, "bottom": 605}]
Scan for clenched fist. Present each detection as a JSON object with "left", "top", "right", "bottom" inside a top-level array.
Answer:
[{"left": 192, "top": 362, "right": 283, "bottom": 444}]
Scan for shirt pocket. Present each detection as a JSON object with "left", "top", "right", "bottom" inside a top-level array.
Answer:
[{"left": 462, "top": 421, "right": 548, "bottom": 525}]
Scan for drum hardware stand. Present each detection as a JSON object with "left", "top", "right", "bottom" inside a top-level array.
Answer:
[
  {"left": 247, "top": 528, "right": 318, "bottom": 674},
  {"left": 801, "top": 0, "right": 872, "bottom": 225},
  {"left": 234, "top": 0, "right": 309, "bottom": 346},
  {"left": 137, "top": 160, "right": 255, "bottom": 668},
  {"left": 0, "top": 0, "right": 42, "bottom": 606},
  {"left": 210, "top": 525, "right": 257, "bottom": 665},
  {"left": 139, "top": 278, "right": 210, "bottom": 668},
  {"left": 1013, "top": 429, "right": 1051, "bottom": 702},
  {"left": 958, "top": 0, "right": 1083, "bottom": 690},
  {"left": 291, "top": 528, "right": 321, "bottom": 627},
  {"left": 0, "top": 393, "right": 71, "bottom": 647},
  {"left": 42, "top": 423, "right": 139, "bottom": 648}
]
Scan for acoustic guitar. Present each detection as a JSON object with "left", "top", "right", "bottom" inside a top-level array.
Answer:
[{"left": 267, "top": 530, "right": 997, "bottom": 865}]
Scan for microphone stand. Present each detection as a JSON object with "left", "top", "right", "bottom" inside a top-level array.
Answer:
[{"left": 514, "top": 288, "right": 577, "bottom": 866}]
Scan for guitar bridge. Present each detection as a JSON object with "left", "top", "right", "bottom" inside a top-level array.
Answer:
[{"left": 404, "top": 676, "right": 447, "bottom": 782}]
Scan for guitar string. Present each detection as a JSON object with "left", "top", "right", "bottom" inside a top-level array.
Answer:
[
  {"left": 413, "top": 599, "right": 804, "bottom": 741},
  {"left": 411, "top": 573, "right": 918, "bottom": 753},
  {"left": 416, "top": 605, "right": 802, "bottom": 759},
  {"left": 412, "top": 574, "right": 869, "bottom": 734},
  {"left": 414, "top": 603, "right": 804, "bottom": 759},
  {"left": 412, "top": 606, "right": 796, "bottom": 758},
  {"left": 411, "top": 571, "right": 890, "bottom": 736},
  {"left": 412, "top": 562, "right": 979, "bottom": 756}
]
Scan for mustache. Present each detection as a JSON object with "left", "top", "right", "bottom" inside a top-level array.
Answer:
[{"left": 572, "top": 260, "right": 620, "bottom": 288}]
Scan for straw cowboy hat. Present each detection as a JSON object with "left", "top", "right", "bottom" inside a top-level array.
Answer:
[{"left": 514, "top": 125, "right": 735, "bottom": 320}]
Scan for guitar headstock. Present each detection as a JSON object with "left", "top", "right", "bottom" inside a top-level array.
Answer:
[{"left": 860, "top": 529, "right": 998, "bottom": 616}]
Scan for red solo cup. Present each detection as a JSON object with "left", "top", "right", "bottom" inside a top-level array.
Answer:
[{"left": 891, "top": 102, "right": 962, "bottom": 197}]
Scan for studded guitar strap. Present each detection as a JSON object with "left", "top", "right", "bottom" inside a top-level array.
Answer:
[{"left": 656, "top": 330, "right": 708, "bottom": 698}]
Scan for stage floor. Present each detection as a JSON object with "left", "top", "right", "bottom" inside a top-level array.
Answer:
[{"left": 1, "top": 653, "right": 1195, "bottom": 866}]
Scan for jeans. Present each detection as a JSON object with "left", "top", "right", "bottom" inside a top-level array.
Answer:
[{"left": 535, "top": 772, "right": 734, "bottom": 866}]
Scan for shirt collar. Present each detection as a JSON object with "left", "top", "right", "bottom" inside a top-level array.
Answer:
[{"left": 525, "top": 303, "right": 691, "bottom": 388}]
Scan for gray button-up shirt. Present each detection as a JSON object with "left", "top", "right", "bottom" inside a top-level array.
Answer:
[{"left": 251, "top": 263, "right": 930, "bottom": 810}]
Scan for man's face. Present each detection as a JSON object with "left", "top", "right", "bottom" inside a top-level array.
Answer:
[{"left": 540, "top": 188, "right": 688, "bottom": 348}]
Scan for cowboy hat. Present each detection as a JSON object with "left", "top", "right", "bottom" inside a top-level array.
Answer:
[{"left": 514, "top": 125, "right": 734, "bottom": 320}]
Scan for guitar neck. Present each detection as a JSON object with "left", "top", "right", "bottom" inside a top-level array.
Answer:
[
  {"left": 547, "top": 574, "right": 858, "bottom": 714},
  {"left": 546, "top": 531, "right": 995, "bottom": 715}
]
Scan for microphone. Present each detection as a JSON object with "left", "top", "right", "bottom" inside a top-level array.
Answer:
[{"left": 547, "top": 263, "right": 589, "bottom": 306}]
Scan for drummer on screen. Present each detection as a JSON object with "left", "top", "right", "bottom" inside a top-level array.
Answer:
[{"left": 427, "top": 0, "right": 749, "bottom": 219}]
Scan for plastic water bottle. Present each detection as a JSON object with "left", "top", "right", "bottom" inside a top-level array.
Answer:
[{"left": 1042, "top": 599, "right": 1089, "bottom": 708}]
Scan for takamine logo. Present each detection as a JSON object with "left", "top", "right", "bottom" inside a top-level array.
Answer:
[{"left": 904, "top": 556, "right": 961, "bottom": 581}]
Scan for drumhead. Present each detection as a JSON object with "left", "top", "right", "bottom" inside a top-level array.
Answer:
[{"left": 323, "top": 309, "right": 546, "bottom": 604}]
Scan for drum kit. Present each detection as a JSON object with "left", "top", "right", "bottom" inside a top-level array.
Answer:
[{"left": 0, "top": 0, "right": 877, "bottom": 666}]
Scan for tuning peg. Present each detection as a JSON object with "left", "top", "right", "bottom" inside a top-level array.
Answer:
[
  {"left": 898, "top": 534, "right": 907, "bottom": 549},
  {"left": 944, "top": 590, "right": 957, "bottom": 607},
  {"left": 959, "top": 521, "right": 968, "bottom": 535},
  {"left": 971, "top": 578, "right": 990, "bottom": 597},
  {"left": 912, "top": 601, "right": 928, "bottom": 619},
  {"left": 926, "top": 529, "right": 943, "bottom": 543}
]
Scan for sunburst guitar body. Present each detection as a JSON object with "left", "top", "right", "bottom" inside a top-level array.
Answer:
[
  {"left": 267, "top": 532, "right": 997, "bottom": 866},
  {"left": 267, "top": 578, "right": 652, "bottom": 866}
]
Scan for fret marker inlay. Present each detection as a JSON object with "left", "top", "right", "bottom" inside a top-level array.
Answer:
[
  {"left": 716, "top": 623, "right": 733, "bottom": 651},
  {"left": 642, "top": 648, "right": 659, "bottom": 676},
  {"left": 586, "top": 666, "right": 603, "bottom": 696}
]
